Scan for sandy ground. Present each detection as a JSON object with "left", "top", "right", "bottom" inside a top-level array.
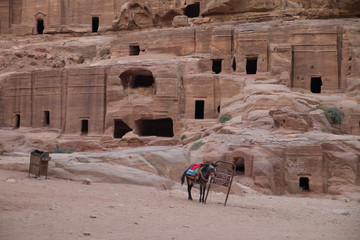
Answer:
[{"left": 1, "top": 169, "right": 360, "bottom": 240}]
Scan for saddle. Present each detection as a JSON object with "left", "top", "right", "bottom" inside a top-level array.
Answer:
[{"left": 186, "top": 163, "right": 203, "bottom": 181}]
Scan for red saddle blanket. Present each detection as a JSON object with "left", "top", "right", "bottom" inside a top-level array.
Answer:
[
  {"left": 189, "top": 163, "right": 203, "bottom": 170},
  {"left": 185, "top": 163, "right": 203, "bottom": 176}
]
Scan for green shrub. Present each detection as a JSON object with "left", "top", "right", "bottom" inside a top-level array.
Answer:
[
  {"left": 181, "top": 134, "right": 187, "bottom": 140},
  {"left": 295, "top": 186, "right": 304, "bottom": 194},
  {"left": 325, "top": 108, "right": 342, "bottom": 124},
  {"left": 310, "top": 105, "right": 342, "bottom": 125},
  {"left": 190, "top": 141, "right": 203, "bottom": 151},
  {"left": 99, "top": 48, "right": 110, "bottom": 57},
  {"left": 320, "top": 125, "right": 328, "bottom": 133},
  {"left": 53, "top": 145, "right": 64, "bottom": 153},
  {"left": 53, "top": 145, "right": 74, "bottom": 154},
  {"left": 30, "top": 61, "right": 38, "bottom": 66},
  {"left": 193, "top": 136, "right": 200, "bottom": 141},
  {"left": 310, "top": 105, "right": 326, "bottom": 112},
  {"left": 219, "top": 114, "right": 231, "bottom": 123}
]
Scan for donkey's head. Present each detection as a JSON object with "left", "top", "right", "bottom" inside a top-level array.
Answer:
[{"left": 203, "top": 163, "right": 216, "bottom": 178}]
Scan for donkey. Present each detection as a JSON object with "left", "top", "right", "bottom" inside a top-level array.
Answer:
[{"left": 181, "top": 163, "right": 216, "bottom": 203}]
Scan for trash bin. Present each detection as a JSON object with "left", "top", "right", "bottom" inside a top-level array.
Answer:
[{"left": 29, "top": 150, "right": 51, "bottom": 178}]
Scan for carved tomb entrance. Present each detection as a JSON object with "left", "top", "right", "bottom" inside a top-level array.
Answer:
[
  {"left": 135, "top": 118, "right": 174, "bottom": 137},
  {"left": 114, "top": 120, "right": 132, "bottom": 138}
]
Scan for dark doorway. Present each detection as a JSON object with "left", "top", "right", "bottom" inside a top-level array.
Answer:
[
  {"left": 129, "top": 45, "right": 140, "bottom": 56},
  {"left": 212, "top": 59, "right": 222, "bottom": 74},
  {"left": 311, "top": 77, "right": 322, "bottom": 93},
  {"left": 81, "top": 120, "right": 88, "bottom": 135},
  {"left": 184, "top": 2, "right": 200, "bottom": 18},
  {"left": 232, "top": 58, "right": 237, "bottom": 72},
  {"left": 114, "top": 120, "right": 132, "bottom": 138},
  {"left": 246, "top": 57, "right": 257, "bottom": 74},
  {"left": 92, "top": 17, "right": 99, "bottom": 33},
  {"left": 299, "top": 177, "right": 310, "bottom": 191},
  {"left": 135, "top": 118, "right": 174, "bottom": 137},
  {"left": 132, "top": 74, "right": 154, "bottom": 88},
  {"left": 43, "top": 111, "right": 50, "bottom": 127},
  {"left": 217, "top": 105, "right": 220, "bottom": 113},
  {"left": 234, "top": 157, "right": 245, "bottom": 175},
  {"left": 15, "top": 114, "right": 20, "bottom": 128},
  {"left": 37, "top": 19, "right": 44, "bottom": 34},
  {"left": 195, "top": 100, "right": 204, "bottom": 119}
]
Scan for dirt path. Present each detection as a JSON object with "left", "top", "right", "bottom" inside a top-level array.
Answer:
[{"left": 1, "top": 169, "right": 359, "bottom": 240}]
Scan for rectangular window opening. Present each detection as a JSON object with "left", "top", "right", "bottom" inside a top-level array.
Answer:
[
  {"left": 43, "top": 111, "right": 50, "bottom": 127},
  {"left": 195, "top": 100, "right": 204, "bottom": 119},
  {"left": 37, "top": 19, "right": 44, "bottom": 34},
  {"left": 129, "top": 45, "right": 140, "bottom": 56},
  {"left": 311, "top": 77, "right": 322, "bottom": 93},
  {"left": 92, "top": 17, "right": 99, "bottom": 33},
  {"left": 234, "top": 157, "right": 245, "bottom": 175},
  {"left": 246, "top": 57, "right": 258, "bottom": 74},
  {"left": 15, "top": 114, "right": 20, "bottom": 128},
  {"left": 81, "top": 120, "right": 88, "bottom": 135},
  {"left": 212, "top": 59, "right": 222, "bottom": 74},
  {"left": 299, "top": 177, "right": 310, "bottom": 191}
]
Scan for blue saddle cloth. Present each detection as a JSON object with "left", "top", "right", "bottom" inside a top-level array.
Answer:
[
  {"left": 185, "top": 163, "right": 202, "bottom": 176},
  {"left": 186, "top": 168, "right": 199, "bottom": 176}
]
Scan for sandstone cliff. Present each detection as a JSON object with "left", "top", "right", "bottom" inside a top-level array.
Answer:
[{"left": 0, "top": 2, "right": 359, "bottom": 199}]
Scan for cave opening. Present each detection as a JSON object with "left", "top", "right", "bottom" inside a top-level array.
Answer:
[
  {"left": 195, "top": 100, "right": 204, "bottom": 119},
  {"left": 212, "top": 59, "right": 222, "bottom": 74},
  {"left": 43, "top": 111, "right": 50, "bottom": 127},
  {"left": 114, "top": 120, "right": 132, "bottom": 138},
  {"left": 184, "top": 2, "right": 200, "bottom": 18},
  {"left": 311, "top": 77, "right": 322, "bottom": 93},
  {"left": 92, "top": 17, "right": 99, "bottom": 33},
  {"left": 135, "top": 118, "right": 174, "bottom": 137},
  {"left": 81, "top": 120, "right": 88, "bottom": 135},
  {"left": 234, "top": 157, "right": 245, "bottom": 175},
  {"left": 246, "top": 57, "right": 257, "bottom": 74},
  {"left": 37, "top": 19, "right": 44, "bottom": 34},
  {"left": 129, "top": 45, "right": 140, "bottom": 56},
  {"left": 132, "top": 74, "right": 154, "bottom": 88},
  {"left": 299, "top": 177, "right": 310, "bottom": 191},
  {"left": 120, "top": 69, "right": 155, "bottom": 92}
]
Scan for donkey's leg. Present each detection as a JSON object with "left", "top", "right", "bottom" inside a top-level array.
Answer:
[
  {"left": 186, "top": 177, "right": 193, "bottom": 200},
  {"left": 200, "top": 184, "right": 206, "bottom": 203}
]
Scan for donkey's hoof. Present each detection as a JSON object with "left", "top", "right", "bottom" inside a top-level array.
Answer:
[{"left": 188, "top": 198, "right": 193, "bottom": 201}]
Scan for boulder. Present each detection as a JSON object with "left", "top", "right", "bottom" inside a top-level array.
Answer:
[
  {"left": 269, "top": 109, "right": 312, "bottom": 132},
  {"left": 172, "top": 15, "right": 189, "bottom": 27}
]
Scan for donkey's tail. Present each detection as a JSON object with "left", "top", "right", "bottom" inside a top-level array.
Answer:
[{"left": 181, "top": 169, "right": 188, "bottom": 185}]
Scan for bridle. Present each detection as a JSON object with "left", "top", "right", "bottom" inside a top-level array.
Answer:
[{"left": 199, "top": 165, "right": 215, "bottom": 182}]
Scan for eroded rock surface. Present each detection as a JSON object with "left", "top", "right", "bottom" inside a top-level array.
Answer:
[{"left": 0, "top": 2, "right": 359, "bottom": 199}]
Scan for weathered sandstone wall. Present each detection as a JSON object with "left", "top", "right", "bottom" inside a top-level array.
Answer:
[
  {"left": 1, "top": 20, "right": 359, "bottom": 137},
  {"left": 1, "top": 0, "right": 360, "bottom": 35},
  {"left": 0, "top": 1, "right": 359, "bottom": 197}
]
